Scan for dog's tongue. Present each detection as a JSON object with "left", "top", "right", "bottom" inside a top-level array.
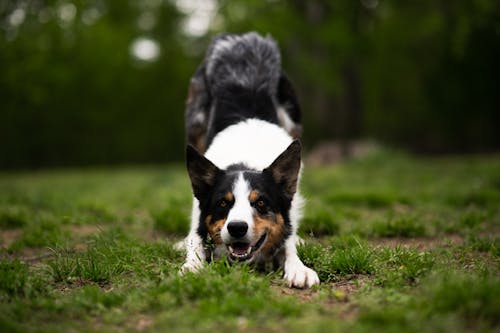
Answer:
[{"left": 231, "top": 242, "right": 250, "bottom": 255}]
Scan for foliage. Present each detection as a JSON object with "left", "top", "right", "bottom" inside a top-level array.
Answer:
[{"left": 1, "top": 1, "right": 500, "bottom": 168}]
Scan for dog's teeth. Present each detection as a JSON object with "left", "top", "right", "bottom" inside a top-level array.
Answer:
[
  {"left": 228, "top": 246, "right": 234, "bottom": 253},
  {"left": 246, "top": 247, "right": 252, "bottom": 254}
]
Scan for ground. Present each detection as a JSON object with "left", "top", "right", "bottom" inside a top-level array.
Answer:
[{"left": 0, "top": 148, "right": 499, "bottom": 332}]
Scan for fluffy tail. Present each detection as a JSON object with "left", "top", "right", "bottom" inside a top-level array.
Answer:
[{"left": 204, "top": 32, "right": 282, "bottom": 97}]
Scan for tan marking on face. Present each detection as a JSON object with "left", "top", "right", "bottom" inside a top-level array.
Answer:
[
  {"left": 224, "top": 192, "right": 234, "bottom": 202},
  {"left": 249, "top": 190, "right": 260, "bottom": 203},
  {"left": 205, "top": 215, "right": 225, "bottom": 244},
  {"left": 253, "top": 213, "right": 285, "bottom": 254}
]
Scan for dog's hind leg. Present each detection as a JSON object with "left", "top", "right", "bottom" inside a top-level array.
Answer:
[{"left": 185, "top": 64, "right": 211, "bottom": 154}]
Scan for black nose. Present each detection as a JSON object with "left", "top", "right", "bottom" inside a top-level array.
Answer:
[{"left": 227, "top": 221, "right": 248, "bottom": 238}]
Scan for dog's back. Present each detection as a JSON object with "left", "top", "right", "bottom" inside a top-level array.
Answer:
[{"left": 185, "top": 32, "right": 302, "bottom": 153}]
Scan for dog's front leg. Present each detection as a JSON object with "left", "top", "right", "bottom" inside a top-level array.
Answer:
[
  {"left": 180, "top": 231, "right": 205, "bottom": 273},
  {"left": 180, "top": 202, "right": 206, "bottom": 273},
  {"left": 283, "top": 235, "right": 320, "bottom": 288}
]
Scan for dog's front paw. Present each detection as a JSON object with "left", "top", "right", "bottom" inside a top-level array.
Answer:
[
  {"left": 180, "top": 260, "right": 204, "bottom": 275},
  {"left": 284, "top": 261, "right": 320, "bottom": 289}
]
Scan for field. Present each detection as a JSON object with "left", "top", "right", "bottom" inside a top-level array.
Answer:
[{"left": 1, "top": 149, "right": 499, "bottom": 332}]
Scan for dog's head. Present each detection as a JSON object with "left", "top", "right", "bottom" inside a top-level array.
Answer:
[{"left": 186, "top": 141, "right": 301, "bottom": 262}]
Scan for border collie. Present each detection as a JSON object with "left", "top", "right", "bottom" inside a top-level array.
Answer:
[{"left": 181, "top": 32, "right": 319, "bottom": 288}]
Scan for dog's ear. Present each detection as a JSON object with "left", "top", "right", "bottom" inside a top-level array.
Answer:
[
  {"left": 186, "top": 145, "right": 220, "bottom": 201},
  {"left": 186, "top": 64, "right": 212, "bottom": 153},
  {"left": 276, "top": 73, "right": 303, "bottom": 139},
  {"left": 263, "top": 140, "right": 302, "bottom": 200}
]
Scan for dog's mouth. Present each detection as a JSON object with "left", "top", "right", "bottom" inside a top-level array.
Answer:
[{"left": 226, "top": 232, "right": 267, "bottom": 261}]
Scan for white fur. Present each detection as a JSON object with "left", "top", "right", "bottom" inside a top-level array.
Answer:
[
  {"left": 205, "top": 119, "right": 293, "bottom": 170},
  {"left": 180, "top": 198, "right": 205, "bottom": 273},
  {"left": 221, "top": 173, "right": 255, "bottom": 243},
  {"left": 277, "top": 106, "right": 297, "bottom": 134},
  {"left": 283, "top": 235, "right": 320, "bottom": 288}
]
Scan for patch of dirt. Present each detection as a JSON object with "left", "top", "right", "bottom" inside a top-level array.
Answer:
[
  {"left": 66, "top": 224, "right": 104, "bottom": 239},
  {"left": 18, "top": 248, "right": 53, "bottom": 263},
  {"left": 274, "top": 284, "right": 318, "bottom": 302},
  {"left": 135, "top": 315, "right": 154, "bottom": 332},
  {"left": 66, "top": 225, "right": 105, "bottom": 251},
  {"left": 273, "top": 275, "right": 370, "bottom": 320},
  {"left": 324, "top": 276, "right": 371, "bottom": 320},
  {"left": 0, "top": 230, "right": 52, "bottom": 264},
  {"left": 0, "top": 229, "right": 22, "bottom": 248},
  {"left": 0, "top": 225, "right": 106, "bottom": 264},
  {"left": 370, "top": 235, "right": 465, "bottom": 250}
]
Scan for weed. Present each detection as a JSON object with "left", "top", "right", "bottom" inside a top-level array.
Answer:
[
  {"left": 153, "top": 260, "right": 300, "bottom": 318},
  {"left": 299, "top": 236, "right": 374, "bottom": 282},
  {"left": 9, "top": 218, "right": 67, "bottom": 251},
  {"left": 0, "top": 259, "right": 28, "bottom": 298},
  {"left": 301, "top": 208, "right": 340, "bottom": 236},
  {"left": 422, "top": 272, "right": 500, "bottom": 328},
  {"left": 371, "top": 216, "right": 427, "bottom": 238},
  {"left": 375, "top": 246, "right": 435, "bottom": 286},
  {"left": 0, "top": 206, "right": 28, "bottom": 229},
  {"left": 47, "top": 231, "right": 130, "bottom": 284},
  {"left": 0, "top": 259, "right": 47, "bottom": 299},
  {"left": 71, "top": 285, "right": 126, "bottom": 314},
  {"left": 466, "top": 235, "right": 499, "bottom": 257},
  {"left": 152, "top": 198, "right": 190, "bottom": 235}
]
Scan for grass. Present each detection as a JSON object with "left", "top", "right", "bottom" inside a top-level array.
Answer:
[{"left": 0, "top": 150, "right": 499, "bottom": 332}]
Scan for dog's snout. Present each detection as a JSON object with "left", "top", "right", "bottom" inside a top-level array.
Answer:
[{"left": 227, "top": 221, "right": 248, "bottom": 238}]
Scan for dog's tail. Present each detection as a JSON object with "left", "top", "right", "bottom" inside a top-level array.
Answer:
[{"left": 204, "top": 32, "right": 281, "bottom": 97}]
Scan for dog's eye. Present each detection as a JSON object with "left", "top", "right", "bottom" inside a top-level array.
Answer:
[
  {"left": 254, "top": 199, "right": 268, "bottom": 214},
  {"left": 219, "top": 200, "right": 228, "bottom": 208}
]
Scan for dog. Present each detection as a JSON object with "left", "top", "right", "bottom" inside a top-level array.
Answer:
[{"left": 180, "top": 32, "right": 319, "bottom": 288}]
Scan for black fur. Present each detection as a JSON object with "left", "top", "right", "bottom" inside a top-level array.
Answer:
[
  {"left": 185, "top": 145, "right": 221, "bottom": 201},
  {"left": 185, "top": 32, "right": 303, "bottom": 153},
  {"left": 263, "top": 140, "right": 302, "bottom": 200},
  {"left": 206, "top": 86, "right": 279, "bottom": 145}
]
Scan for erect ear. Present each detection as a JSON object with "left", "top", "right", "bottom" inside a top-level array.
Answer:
[
  {"left": 263, "top": 140, "right": 302, "bottom": 200},
  {"left": 186, "top": 145, "right": 220, "bottom": 201}
]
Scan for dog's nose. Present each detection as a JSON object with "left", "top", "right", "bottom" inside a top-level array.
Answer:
[{"left": 227, "top": 221, "right": 248, "bottom": 238}]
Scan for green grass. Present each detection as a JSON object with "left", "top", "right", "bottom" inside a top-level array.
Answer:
[{"left": 0, "top": 151, "right": 499, "bottom": 332}]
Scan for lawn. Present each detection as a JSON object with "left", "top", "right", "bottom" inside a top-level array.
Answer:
[{"left": 0, "top": 149, "right": 499, "bottom": 332}]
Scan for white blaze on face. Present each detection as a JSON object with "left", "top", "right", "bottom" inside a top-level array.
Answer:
[{"left": 221, "top": 173, "right": 254, "bottom": 243}]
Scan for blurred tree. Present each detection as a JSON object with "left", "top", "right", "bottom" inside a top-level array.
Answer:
[
  {"left": 0, "top": 0, "right": 195, "bottom": 168},
  {"left": 363, "top": 0, "right": 500, "bottom": 153},
  {"left": 0, "top": 0, "right": 499, "bottom": 169},
  {"left": 217, "top": 0, "right": 500, "bottom": 153}
]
